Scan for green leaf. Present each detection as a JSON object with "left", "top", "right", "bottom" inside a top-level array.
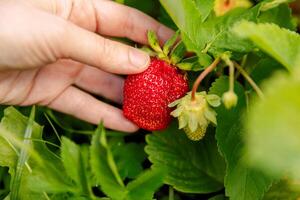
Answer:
[
  {"left": 0, "top": 107, "right": 71, "bottom": 199},
  {"left": 160, "top": 0, "right": 261, "bottom": 58},
  {"left": 61, "top": 137, "right": 81, "bottom": 183},
  {"left": 0, "top": 107, "right": 40, "bottom": 171},
  {"left": 61, "top": 137, "right": 91, "bottom": 196},
  {"left": 10, "top": 106, "right": 36, "bottom": 200},
  {"left": 145, "top": 122, "right": 225, "bottom": 193},
  {"left": 263, "top": 179, "right": 300, "bottom": 200},
  {"left": 90, "top": 124, "right": 126, "bottom": 199},
  {"left": 245, "top": 72, "right": 300, "bottom": 180},
  {"left": 258, "top": 4, "right": 295, "bottom": 30},
  {"left": 233, "top": 21, "right": 300, "bottom": 71},
  {"left": 209, "top": 76, "right": 273, "bottom": 200},
  {"left": 246, "top": 57, "right": 285, "bottom": 87},
  {"left": 194, "top": 0, "right": 214, "bottom": 22},
  {"left": 159, "top": 0, "right": 202, "bottom": 37},
  {"left": 90, "top": 124, "right": 167, "bottom": 200},
  {"left": 177, "top": 56, "right": 206, "bottom": 71},
  {"left": 158, "top": 6, "right": 178, "bottom": 30},
  {"left": 200, "top": 7, "right": 261, "bottom": 57},
  {"left": 110, "top": 138, "right": 146, "bottom": 179},
  {"left": 126, "top": 168, "right": 166, "bottom": 200},
  {"left": 260, "top": 0, "right": 294, "bottom": 11},
  {"left": 29, "top": 165, "right": 75, "bottom": 195},
  {"left": 0, "top": 107, "right": 44, "bottom": 200}
]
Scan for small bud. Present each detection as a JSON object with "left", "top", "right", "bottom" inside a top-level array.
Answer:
[{"left": 222, "top": 91, "right": 238, "bottom": 109}]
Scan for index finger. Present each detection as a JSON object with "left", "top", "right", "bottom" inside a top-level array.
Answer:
[
  {"left": 27, "top": 0, "right": 174, "bottom": 44},
  {"left": 93, "top": 0, "right": 174, "bottom": 44}
]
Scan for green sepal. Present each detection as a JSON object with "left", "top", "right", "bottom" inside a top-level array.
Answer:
[
  {"left": 147, "top": 30, "right": 163, "bottom": 53},
  {"left": 204, "top": 108, "right": 217, "bottom": 125},
  {"left": 163, "top": 30, "right": 180, "bottom": 56},
  {"left": 157, "top": 53, "right": 169, "bottom": 61},
  {"left": 177, "top": 56, "right": 204, "bottom": 71},
  {"left": 177, "top": 62, "right": 202, "bottom": 71},
  {"left": 140, "top": 46, "right": 157, "bottom": 57},
  {"left": 206, "top": 94, "right": 221, "bottom": 107},
  {"left": 181, "top": 56, "right": 198, "bottom": 63},
  {"left": 170, "top": 41, "right": 186, "bottom": 64},
  {"left": 177, "top": 54, "right": 212, "bottom": 71}
]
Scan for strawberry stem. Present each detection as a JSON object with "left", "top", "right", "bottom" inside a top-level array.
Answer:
[
  {"left": 191, "top": 58, "right": 221, "bottom": 101},
  {"left": 233, "top": 61, "right": 265, "bottom": 100},
  {"left": 222, "top": 55, "right": 235, "bottom": 93},
  {"left": 169, "top": 186, "right": 174, "bottom": 200},
  {"left": 228, "top": 60, "right": 235, "bottom": 93}
]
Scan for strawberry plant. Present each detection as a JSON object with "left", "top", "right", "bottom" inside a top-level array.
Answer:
[{"left": 1, "top": 0, "right": 300, "bottom": 199}]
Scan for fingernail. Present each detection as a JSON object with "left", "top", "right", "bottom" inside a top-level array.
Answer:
[{"left": 129, "top": 48, "right": 150, "bottom": 69}]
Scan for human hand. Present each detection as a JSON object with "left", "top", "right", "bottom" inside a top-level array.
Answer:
[{"left": 0, "top": 0, "right": 173, "bottom": 132}]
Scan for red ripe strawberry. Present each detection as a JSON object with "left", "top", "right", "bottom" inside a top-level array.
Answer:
[
  {"left": 123, "top": 58, "right": 189, "bottom": 130},
  {"left": 123, "top": 31, "right": 190, "bottom": 131}
]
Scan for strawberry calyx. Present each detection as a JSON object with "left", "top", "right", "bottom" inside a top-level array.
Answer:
[
  {"left": 146, "top": 30, "right": 187, "bottom": 66},
  {"left": 145, "top": 30, "right": 211, "bottom": 71}
]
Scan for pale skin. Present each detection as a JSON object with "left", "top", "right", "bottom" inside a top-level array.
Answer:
[{"left": 0, "top": 0, "right": 174, "bottom": 132}]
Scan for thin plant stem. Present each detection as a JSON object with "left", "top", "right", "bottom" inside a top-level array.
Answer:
[
  {"left": 228, "top": 59, "right": 235, "bottom": 92},
  {"left": 235, "top": 54, "right": 247, "bottom": 79},
  {"left": 43, "top": 192, "right": 51, "bottom": 200},
  {"left": 191, "top": 57, "right": 221, "bottom": 101},
  {"left": 234, "top": 61, "right": 265, "bottom": 100},
  {"left": 44, "top": 113, "right": 61, "bottom": 143},
  {"left": 169, "top": 186, "right": 174, "bottom": 200},
  {"left": 29, "top": 138, "right": 61, "bottom": 149}
]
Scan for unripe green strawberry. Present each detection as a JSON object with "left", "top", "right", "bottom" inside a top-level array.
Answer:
[
  {"left": 183, "top": 127, "right": 206, "bottom": 141},
  {"left": 169, "top": 92, "right": 220, "bottom": 141}
]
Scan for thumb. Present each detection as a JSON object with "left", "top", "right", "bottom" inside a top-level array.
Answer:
[{"left": 59, "top": 22, "right": 150, "bottom": 74}]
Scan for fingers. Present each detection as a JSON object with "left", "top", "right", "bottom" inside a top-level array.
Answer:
[
  {"left": 74, "top": 65, "right": 124, "bottom": 104},
  {"left": 47, "top": 86, "right": 138, "bottom": 132},
  {"left": 28, "top": 0, "right": 174, "bottom": 45},
  {"left": 93, "top": 1, "right": 174, "bottom": 44},
  {"left": 60, "top": 22, "right": 150, "bottom": 74}
]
